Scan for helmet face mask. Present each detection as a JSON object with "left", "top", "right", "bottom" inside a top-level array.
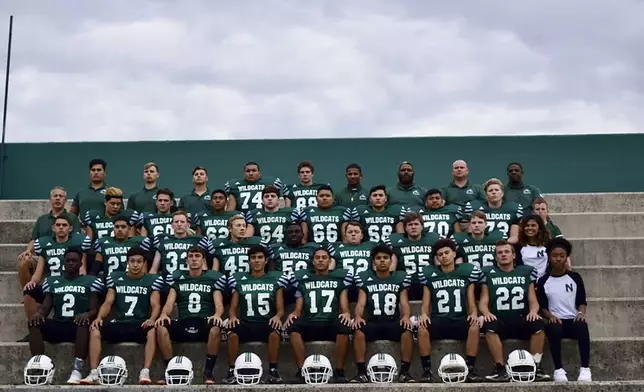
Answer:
[
  {"left": 438, "top": 353, "right": 468, "bottom": 383},
  {"left": 165, "top": 356, "right": 194, "bottom": 385},
  {"left": 301, "top": 354, "right": 333, "bottom": 384},
  {"left": 98, "top": 355, "right": 128, "bottom": 386},
  {"left": 367, "top": 353, "right": 397, "bottom": 384},
  {"left": 234, "top": 352, "right": 263, "bottom": 385},
  {"left": 506, "top": 350, "right": 536, "bottom": 383},
  {"left": 24, "top": 355, "right": 56, "bottom": 386}
]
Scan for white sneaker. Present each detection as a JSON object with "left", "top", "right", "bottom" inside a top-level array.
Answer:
[
  {"left": 67, "top": 369, "right": 82, "bottom": 384},
  {"left": 553, "top": 368, "right": 568, "bottom": 382},
  {"left": 79, "top": 369, "right": 99, "bottom": 385},
  {"left": 139, "top": 368, "right": 151, "bottom": 385},
  {"left": 577, "top": 367, "right": 592, "bottom": 382}
]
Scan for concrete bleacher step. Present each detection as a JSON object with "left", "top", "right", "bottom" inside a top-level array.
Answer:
[
  {"left": 0, "top": 338, "right": 641, "bottom": 385},
  {"left": 1, "top": 298, "right": 641, "bottom": 342},
  {"left": 545, "top": 193, "right": 644, "bottom": 213},
  {"left": 549, "top": 213, "right": 644, "bottom": 238}
]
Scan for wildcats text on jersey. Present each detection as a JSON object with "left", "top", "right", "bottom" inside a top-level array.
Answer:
[
  {"left": 149, "top": 216, "right": 172, "bottom": 226},
  {"left": 115, "top": 286, "right": 149, "bottom": 295},
  {"left": 178, "top": 283, "right": 212, "bottom": 293},
  {"left": 94, "top": 222, "right": 113, "bottom": 231},
  {"left": 431, "top": 279, "right": 466, "bottom": 290},
  {"left": 220, "top": 247, "right": 248, "bottom": 256},
  {"left": 462, "top": 244, "right": 495, "bottom": 253},
  {"left": 238, "top": 184, "right": 264, "bottom": 192},
  {"left": 53, "top": 286, "right": 87, "bottom": 294},
  {"left": 163, "top": 242, "right": 194, "bottom": 251},
  {"left": 291, "top": 188, "right": 317, "bottom": 197},
  {"left": 489, "top": 276, "right": 527, "bottom": 285},
  {"left": 303, "top": 280, "right": 339, "bottom": 290},
  {"left": 366, "top": 283, "right": 400, "bottom": 292},
  {"left": 486, "top": 213, "right": 511, "bottom": 221},
  {"left": 364, "top": 216, "right": 395, "bottom": 224},
  {"left": 310, "top": 215, "right": 340, "bottom": 223},
  {"left": 338, "top": 249, "right": 370, "bottom": 258},
  {"left": 45, "top": 248, "right": 66, "bottom": 258},
  {"left": 256, "top": 216, "right": 288, "bottom": 224},
  {"left": 240, "top": 283, "right": 275, "bottom": 292},
  {"left": 423, "top": 214, "right": 452, "bottom": 222},
  {"left": 280, "top": 251, "right": 311, "bottom": 260},
  {"left": 398, "top": 245, "right": 432, "bottom": 254},
  {"left": 104, "top": 246, "right": 131, "bottom": 256}
]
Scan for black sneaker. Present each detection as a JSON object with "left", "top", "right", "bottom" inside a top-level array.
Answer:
[
  {"left": 349, "top": 372, "right": 369, "bottom": 383},
  {"left": 221, "top": 370, "right": 236, "bottom": 385},
  {"left": 332, "top": 374, "right": 349, "bottom": 384},
  {"left": 466, "top": 366, "right": 484, "bottom": 383},
  {"left": 485, "top": 366, "right": 510, "bottom": 383},
  {"left": 398, "top": 371, "right": 416, "bottom": 383},
  {"left": 419, "top": 369, "right": 433, "bottom": 383},
  {"left": 535, "top": 366, "right": 552, "bottom": 382},
  {"left": 267, "top": 369, "right": 283, "bottom": 384}
]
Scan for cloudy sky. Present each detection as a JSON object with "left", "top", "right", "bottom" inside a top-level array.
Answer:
[{"left": 1, "top": 0, "right": 643, "bottom": 142}]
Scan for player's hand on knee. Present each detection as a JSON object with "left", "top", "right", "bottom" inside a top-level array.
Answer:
[
  {"left": 74, "top": 312, "right": 91, "bottom": 326},
  {"left": 352, "top": 316, "right": 366, "bottom": 330},
  {"left": 90, "top": 318, "right": 103, "bottom": 331},
  {"left": 155, "top": 314, "right": 171, "bottom": 328},
  {"left": 400, "top": 316, "right": 412, "bottom": 330},
  {"left": 338, "top": 312, "right": 351, "bottom": 327},
  {"left": 284, "top": 312, "right": 298, "bottom": 328},
  {"left": 574, "top": 312, "right": 587, "bottom": 323},
  {"left": 269, "top": 315, "right": 282, "bottom": 330},
  {"left": 526, "top": 312, "right": 541, "bottom": 322},
  {"left": 548, "top": 316, "right": 562, "bottom": 324},
  {"left": 483, "top": 313, "right": 497, "bottom": 323},
  {"left": 228, "top": 316, "right": 240, "bottom": 328},
  {"left": 18, "top": 250, "right": 31, "bottom": 261},
  {"left": 418, "top": 313, "right": 430, "bottom": 329},
  {"left": 207, "top": 315, "right": 223, "bottom": 328},
  {"left": 28, "top": 312, "right": 45, "bottom": 327},
  {"left": 24, "top": 279, "right": 37, "bottom": 291},
  {"left": 141, "top": 319, "right": 155, "bottom": 329},
  {"left": 467, "top": 312, "right": 479, "bottom": 326}
]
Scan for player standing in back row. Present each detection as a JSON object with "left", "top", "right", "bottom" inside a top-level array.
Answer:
[
  {"left": 284, "top": 161, "right": 329, "bottom": 209},
  {"left": 300, "top": 185, "right": 355, "bottom": 245},
  {"left": 225, "top": 162, "right": 283, "bottom": 213}
]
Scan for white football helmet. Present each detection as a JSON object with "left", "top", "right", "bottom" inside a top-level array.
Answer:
[
  {"left": 506, "top": 349, "right": 536, "bottom": 383},
  {"left": 234, "top": 352, "right": 263, "bottom": 385},
  {"left": 165, "top": 356, "right": 194, "bottom": 385},
  {"left": 301, "top": 354, "right": 333, "bottom": 384},
  {"left": 24, "top": 355, "right": 55, "bottom": 385},
  {"left": 438, "top": 353, "right": 468, "bottom": 383},
  {"left": 367, "top": 353, "right": 397, "bottom": 383},
  {"left": 97, "top": 355, "right": 128, "bottom": 385}
]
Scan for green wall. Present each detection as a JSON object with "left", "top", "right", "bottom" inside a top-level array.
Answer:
[{"left": 1, "top": 134, "right": 642, "bottom": 199}]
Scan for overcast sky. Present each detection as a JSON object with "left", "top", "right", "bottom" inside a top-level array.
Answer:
[{"left": 1, "top": 0, "right": 643, "bottom": 142}]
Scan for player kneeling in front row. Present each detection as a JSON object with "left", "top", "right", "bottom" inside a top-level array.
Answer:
[
  {"left": 156, "top": 246, "right": 225, "bottom": 385},
  {"left": 27, "top": 246, "right": 103, "bottom": 384},
  {"left": 81, "top": 247, "right": 164, "bottom": 385},
  {"left": 417, "top": 239, "right": 483, "bottom": 383},
  {"left": 286, "top": 247, "right": 353, "bottom": 383},
  {"left": 479, "top": 240, "right": 550, "bottom": 382},
  {"left": 352, "top": 244, "right": 415, "bottom": 383},
  {"left": 217, "top": 245, "right": 290, "bottom": 384}
]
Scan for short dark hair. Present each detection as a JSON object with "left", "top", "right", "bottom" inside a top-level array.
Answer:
[
  {"left": 432, "top": 238, "right": 457, "bottom": 255},
  {"left": 297, "top": 160, "right": 314, "bottom": 173},
  {"left": 507, "top": 162, "right": 523, "bottom": 171},
  {"left": 211, "top": 189, "right": 227, "bottom": 197},
  {"left": 425, "top": 188, "right": 443, "bottom": 201},
  {"left": 187, "top": 246, "right": 206, "bottom": 258},
  {"left": 192, "top": 166, "right": 208, "bottom": 175},
  {"left": 369, "top": 185, "right": 387, "bottom": 196},
  {"left": 248, "top": 244, "right": 268, "bottom": 258},
  {"left": 318, "top": 184, "right": 334, "bottom": 195},
  {"left": 346, "top": 163, "right": 362, "bottom": 173},
  {"left": 156, "top": 188, "right": 174, "bottom": 200},
  {"left": 113, "top": 215, "right": 131, "bottom": 226},
  {"left": 314, "top": 247, "right": 331, "bottom": 258},
  {"left": 244, "top": 161, "right": 260, "bottom": 171},
  {"left": 89, "top": 159, "right": 106, "bottom": 170},
  {"left": 402, "top": 211, "right": 423, "bottom": 226},
  {"left": 262, "top": 185, "right": 281, "bottom": 197},
  {"left": 495, "top": 239, "right": 515, "bottom": 253},
  {"left": 127, "top": 246, "right": 148, "bottom": 260},
  {"left": 546, "top": 238, "right": 573, "bottom": 257},
  {"left": 54, "top": 215, "right": 73, "bottom": 226},
  {"left": 371, "top": 244, "right": 393, "bottom": 260},
  {"left": 65, "top": 246, "right": 84, "bottom": 258}
]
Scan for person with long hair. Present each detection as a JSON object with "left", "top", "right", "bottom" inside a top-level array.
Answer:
[{"left": 514, "top": 215, "right": 550, "bottom": 278}]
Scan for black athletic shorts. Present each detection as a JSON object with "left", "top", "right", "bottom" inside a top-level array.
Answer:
[
  {"left": 288, "top": 319, "right": 351, "bottom": 341},
  {"left": 359, "top": 319, "right": 410, "bottom": 342},
  {"left": 24, "top": 285, "right": 45, "bottom": 304},
  {"left": 101, "top": 321, "right": 152, "bottom": 344},
  {"left": 37, "top": 319, "right": 86, "bottom": 343},
  {"left": 482, "top": 316, "right": 544, "bottom": 340},
  {"left": 230, "top": 322, "right": 280, "bottom": 343},
  {"left": 167, "top": 318, "right": 217, "bottom": 343},
  {"left": 430, "top": 318, "right": 470, "bottom": 341}
]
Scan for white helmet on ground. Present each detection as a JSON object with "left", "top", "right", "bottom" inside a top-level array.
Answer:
[
  {"left": 367, "top": 353, "right": 397, "bottom": 383},
  {"left": 506, "top": 349, "right": 536, "bottom": 383},
  {"left": 301, "top": 354, "right": 333, "bottom": 384},
  {"left": 234, "top": 352, "right": 263, "bottom": 385},
  {"left": 165, "top": 356, "right": 194, "bottom": 385},
  {"left": 97, "top": 355, "right": 128, "bottom": 385},
  {"left": 24, "top": 355, "right": 56, "bottom": 385},
  {"left": 438, "top": 353, "right": 468, "bottom": 383}
]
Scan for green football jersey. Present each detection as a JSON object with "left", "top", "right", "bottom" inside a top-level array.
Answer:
[
  {"left": 141, "top": 235, "right": 212, "bottom": 277},
  {"left": 42, "top": 275, "right": 104, "bottom": 322},
  {"left": 463, "top": 201, "right": 523, "bottom": 239},
  {"left": 138, "top": 212, "right": 173, "bottom": 237},
  {"left": 409, "top": 204, "right": 460, "bottom": 238},
  {"left": 356, "top": 205, "right": 402, "bottom": 243},
  {"left": 388, "top": 232, "right": 441, "bottom": 283},
  {"left": 328, "top": 241, "right": 377, "bottom": 277},
  {"left": 355, "top": 270, "right": 410, "bottom": 321},
  {"left": 168, "top": 270, "right": 223, "bottom": 320},
  {"left": 268, "top": 242, "right": 321, "bottom": 275},
  {"left": 452, "top": 231, "right": 504, "bottom": 269},
  {"left": 106, "top": 272, "right": 164, "bottom": 323},
  {"left": 285, "top": 183, "right": 327, "bottom": 209},
  {"left": 228, "top": 271, "right": 290, "bottom": 323},
  {"left": 293, "top": 269, "right": 353, "bottom": 322},
  {"left": 482, "top": 265, "right": 537, "bottom": 317},
  {"left": 303, "top": 206, "right": 355, "bottom": 245},
  {"left": 194, "top": 210, "right": 240, "bottom": 240},
  {"left": 213, "top": 236, "right": 265, "bottom": 275},
  {"left": 83, "top": 209, "right": 136, "bottom": 240},
  {"left": 246, "top": 208, "right": 300, "bottom": 244},
  {"left": 225, "top": 177, "right": 283, "bottom": 212},
  {"left": 34, "top": 233, "right": 92, "bottom": 277},
  {"left": 420, "top": 263, "right": 482, "bottom": 320},
  {"left": 95, "top": 236, "right": 145, "bottom": 276}
]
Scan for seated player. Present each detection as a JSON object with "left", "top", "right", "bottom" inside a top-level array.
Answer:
[
  {"left": 216, "top": 245, "right": 290, "bottom": 384},
  {"left": 28, "top": 246, "right": 103, "bottom": 384},
  {"left": 136, "top": 188, "right": 175, "bottom": 238},
  {"left": 479, "top": 240, "right": 550, "bottom": 382},
  {"left": 155, "top": 246, "right": 224, "bottom": 385},
  {"left": 351, "top": 244, "right": 415, "bottom": 383},
  {"left": 93, "top": 216, "right": 144, "bottom": 277},
  {"left": 80, "top": 247, "right": 164, "bottom": 385},
  {"left": 283, "top": 161, "right": 328, "bottom": 209},
  {"left": 300, "top": 185, "right": 355, "bottom": 245},
  {"left": 225, "top": 161, "right": 283, "bottom": 213},
  {"left": 417, "top": 239, "right": 483, "bottom": 383},
  {"left": 83, "top": 187, "right": 136, "bottom": 242},
  {"left": 411, "top": 189, "right": 461, "bottom": 238},
  {"left": 194, "top": 189, "right": 241, "bottom": 240},
  {"left": 354, "top": 185, "right": 404, "bottom": 244},
  {"left": 245, "top": 185, "right": 302, "bottom": 243},
  {"left": 462, "top": 179, "right": 522, "bottom": 244},
  {"left": 285, "top": 247, "right": 353, "bottom": 383},
  {"left": 213, "top": 215, "right": 265, "bottom": 276},
  {"left": 452, "top": 211, "right": 504, "bottom": 269},
  {"left": 24, "top": 216, "right": 92, "bottom": 320},
  {"left": 388, "top": 212, "right": 440, "bottom": 300}
]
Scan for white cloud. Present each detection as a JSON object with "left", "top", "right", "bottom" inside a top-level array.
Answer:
[{"left": 0, "top": 0, "right": 643, "bottom": 142}]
